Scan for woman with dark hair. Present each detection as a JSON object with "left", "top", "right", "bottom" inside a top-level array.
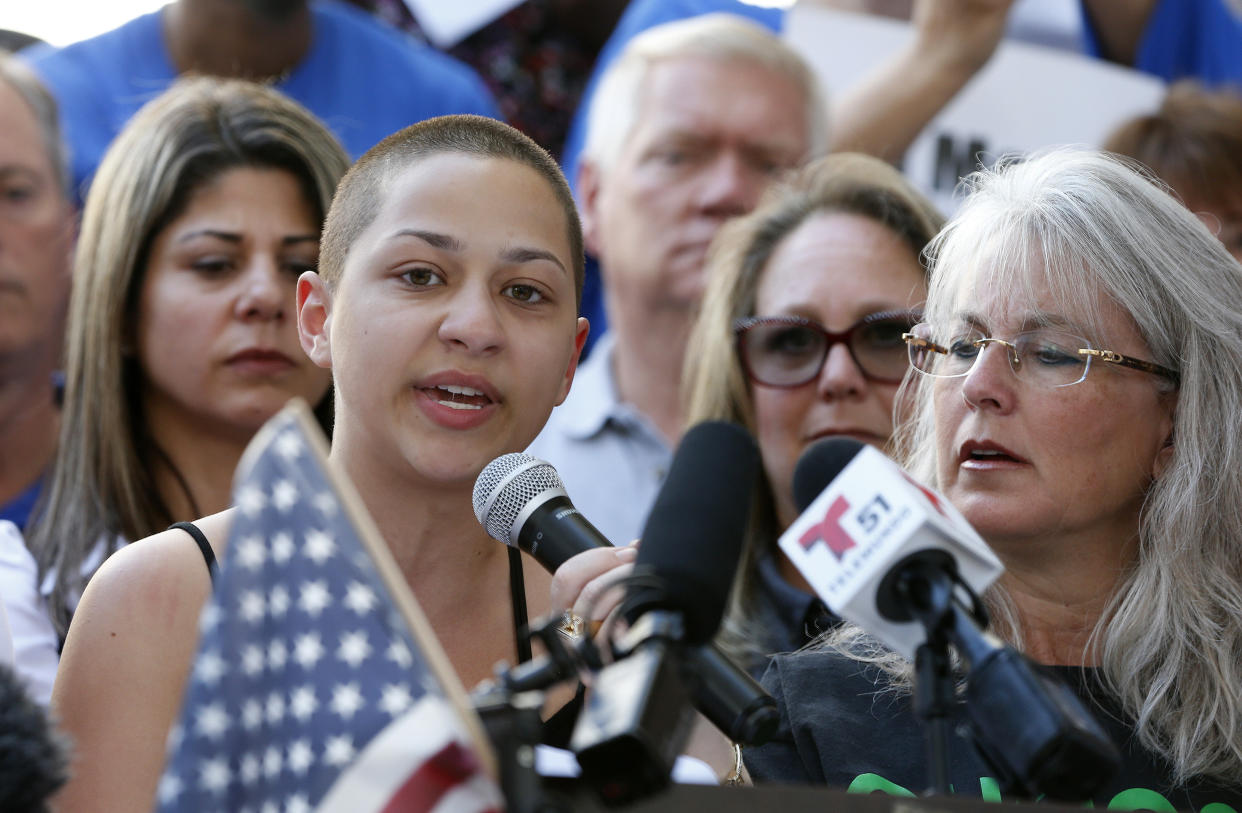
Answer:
[
  {"left": 25, "top": 76, "right": 346, "bottom": 808},
  {"left": 28, "top": 77, "right": 346, "bottom": 641}
]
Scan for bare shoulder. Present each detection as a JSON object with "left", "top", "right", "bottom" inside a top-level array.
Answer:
[
  {"left": 52, "top": 508, "right": 237, "bottom": 813},
  {"left": 68, "top": 508, "right": 236, "bottom": 646}
]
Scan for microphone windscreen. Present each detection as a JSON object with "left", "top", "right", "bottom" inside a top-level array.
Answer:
[
  {"left": 631, "top": 420, "right": 760, "bottom": 644},
  {"left": 793, "top": 437, "right": 865, "bottom": 513},
  {"left": 473, "top": 453, "right": 564, "bottom": 544}
]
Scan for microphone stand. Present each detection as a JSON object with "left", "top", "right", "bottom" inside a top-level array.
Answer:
[
  {"left": 892, "top": 556, "right": 1120, "bottom": 801},
  {"left": 472, "top": 614, "right": 587, "bottom": 813},
  {"left": 898, "top": 558, "right": 963, "bottom": 796}
]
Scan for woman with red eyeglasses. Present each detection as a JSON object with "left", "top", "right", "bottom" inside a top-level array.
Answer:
[{"left": 681, "top": 152, "right": 944, "bottom": 677}]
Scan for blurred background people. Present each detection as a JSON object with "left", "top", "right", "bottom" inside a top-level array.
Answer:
[
  {"left": 527, "top": 15, "right": 824, "bottom": 547},
  {"left": 747, "top": 149, "right": 1242, "bottom": 808},
  {"left": 0, "top": 661, "right": 68, "bottom": 813},
  {"left": 0, "top": 54, "right": 73, "bottom": 533},
  {"left": 16, "top": 78, "right": 345, "bottom": 706},
  {"left": 1081, "top": 0, "right": 1242, "bottom": 86},
  {"left": 682, "top": 153, "right": 943, "bottom": 676},
  {"left": 1104, "top": 80, "right": 1242, "bottom": 264},
  {"left": 561, "top": 1, "right": 1016, "bottom": 356},
  {"left": 529, "top": 6, "right": 1012, "bottom": 549},
  {"left": 20, "top": 0, "right": 496, "bottom": 201},
  {"left": 351, "top": 0, "right": 630, "bottom": 158}
]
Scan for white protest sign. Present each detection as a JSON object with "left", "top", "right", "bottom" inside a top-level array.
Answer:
[
  {"left": 785, "top": 6, "right": 1165, "bottom": 213},
  {"left": 403, "top": 0, "right": 524, "bottom": 48}
]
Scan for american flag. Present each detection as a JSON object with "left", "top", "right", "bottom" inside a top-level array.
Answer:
[{"left": 156, "top": 403, "right": 503, "bottom": 813}]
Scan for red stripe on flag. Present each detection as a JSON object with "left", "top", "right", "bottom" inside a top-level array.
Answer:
[{"left": 380, "top": 741, "right": 496, "bottom": 813}]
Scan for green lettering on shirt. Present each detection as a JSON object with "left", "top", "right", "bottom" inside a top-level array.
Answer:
[
  {"left": 847, "top": 774, "right": 917, "bottom": 797},
  {"left": 1105, "top": 788, "right": 1176, "bottom": 811},
  {"left": 979, "top": 776, "right": 1003, "bottom": 802}
]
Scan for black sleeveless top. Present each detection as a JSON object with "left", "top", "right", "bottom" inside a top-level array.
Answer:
[
  {"left": 168, "top": 521, "right": 584, "bottom": 739},
  {"left": 167, "top": 521, "right": 533, "bottom": 662},
  {"left": 168, "top": 521, "right": 217, "bottom": 584}
]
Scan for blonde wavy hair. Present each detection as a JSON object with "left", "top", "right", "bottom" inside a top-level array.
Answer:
[{"left": 682, "top": 152, "right": 944, "bottom": 672}]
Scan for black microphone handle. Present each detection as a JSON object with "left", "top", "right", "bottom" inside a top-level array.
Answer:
[
  {"left": 510, "top": 492, "right": 776, "bottom": 744},
  {"left": 683, "top": 644, "right": 778, "bottom": 745},
  {"left": 513, "top": 493, "right": 611, "bottom": 571}
]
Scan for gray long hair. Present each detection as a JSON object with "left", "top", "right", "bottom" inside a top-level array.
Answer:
[{"left": 835, "top": 147, "right": 1242, "bottom": 784}]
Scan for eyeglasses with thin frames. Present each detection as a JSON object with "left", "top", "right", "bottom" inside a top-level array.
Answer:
[
  {"left": 902, "top": 323, "right": 1180, "bottom": 388},
  {"left": 734, "top": 310, "right": 921, "bottom": 388}
]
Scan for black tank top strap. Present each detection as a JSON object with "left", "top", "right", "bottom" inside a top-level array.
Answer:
[
  {"left": 508, "top": 546, "right": 532, "bottom": 663},
  {"left": 168, "top": 521, "right": 217, "bottom": 585}
]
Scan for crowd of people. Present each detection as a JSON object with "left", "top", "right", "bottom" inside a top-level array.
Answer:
[{"left": 2, "top": 1, "right": 1242, "bottom": 811}]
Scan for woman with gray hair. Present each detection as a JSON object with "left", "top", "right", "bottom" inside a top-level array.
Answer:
[{"left": 745, "top": 148, "right": 1242, "bottom": 807}]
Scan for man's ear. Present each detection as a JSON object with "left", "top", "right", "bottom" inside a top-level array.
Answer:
[
  {"left": 577, "top": 159, "right": 605, "bottom": 258},
  {"left": 554, "top": 317, "right": 591, "bottom": 406},
  {"left": 297, "top": 271, "right": 333, "bottom": 369}
]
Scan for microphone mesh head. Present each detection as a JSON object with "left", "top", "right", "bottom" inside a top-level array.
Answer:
[{"left": 472, "top": 453, "right": 565, "bottom": 544}]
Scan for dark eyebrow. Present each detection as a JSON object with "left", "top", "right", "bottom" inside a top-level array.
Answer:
[
  {"left": 0, "top": 165, "right": 40, "bottom": 181},
  {"left": 177, "top": 229, "right": 241, "bottom": 244},
  {"left": 176, "top": 230, "right": 318, "bottom": 246},
  {"left": 390, "top": 228, "right": 464, "bottom": 252},
  {"left": 501, "top": 245, "right": 567, "bottom": 274},
  {"left": 391, "top": 229, "right": 566, "bottom": 274}
]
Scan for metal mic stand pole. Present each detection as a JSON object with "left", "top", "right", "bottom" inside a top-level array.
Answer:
[
  {"left": 472, "top": 615, "right": 585, "bottom": 813},
  {"left": 898, "top": 562, "right": 960, "bottom": 797}
]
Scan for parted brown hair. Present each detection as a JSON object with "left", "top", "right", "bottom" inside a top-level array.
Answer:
[
  {"left": 30, "top": 77, "right": 349, "bottom": 638},
  {"left": 319, "top": 114, "right": 584, "bottom": 308},
  {"left": 1104, "top": 80, "right": 1242, "bottom": 214}
]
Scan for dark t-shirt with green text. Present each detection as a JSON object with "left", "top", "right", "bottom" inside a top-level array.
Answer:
[{"left": 746, "top": 651, "right": 1242, "bottom": 812}]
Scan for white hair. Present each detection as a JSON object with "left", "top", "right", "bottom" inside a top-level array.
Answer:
[
  {"left": 831, "top": 147, "right": 1242, "bottom": 785},
  {"left": 581, "top": 13, "right": 828, "bottom": 174}
]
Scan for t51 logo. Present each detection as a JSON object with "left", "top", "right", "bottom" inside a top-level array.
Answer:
[{"left": 799, "top": 495, "right": 856, "bottom": 561}]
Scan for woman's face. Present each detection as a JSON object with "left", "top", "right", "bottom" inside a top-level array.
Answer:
[
  {"left": 302, "top": 153, "right": 587, "bottom": 489},
  {"left": 931, "top": 269, "right": 1175, "bottom": 564},
  {"left": 136, "top": 166, "right": 331, "bottom": 442},
  {"left": 751, "top": 212, "right": 928, "bottom": 528}
]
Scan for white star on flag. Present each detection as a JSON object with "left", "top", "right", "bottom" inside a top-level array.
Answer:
[{"left": 157, "top": 402, "right": 500, "bottom": 813}]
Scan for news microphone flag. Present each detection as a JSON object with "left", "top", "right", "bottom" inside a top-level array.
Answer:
[
  {"left": 155, "top": 401, "right": 501, "bottom": 813},
  {"left": 778, "top": 444, "right": 1004, "bottom": 660}
]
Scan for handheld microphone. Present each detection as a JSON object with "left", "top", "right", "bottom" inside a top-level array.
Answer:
[
  {"left": 473, "top": 440, "right": 777, "bottom": 746},
  {"left": 474, "top": 452, "right": 616, "bottom": 569},
  {"left": 779, "top": 437, "right": 1003, "bottom": 659},
  {"left": 783, "top": 438, "right": 1119, "bottom": 800}
]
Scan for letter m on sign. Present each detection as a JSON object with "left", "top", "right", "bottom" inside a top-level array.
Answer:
[{"left": 799, "top": 495, "right": 855, "bottom": 561}]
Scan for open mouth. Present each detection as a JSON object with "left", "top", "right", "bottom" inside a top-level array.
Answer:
[
  {"left": 967, "top": 449, "right": 1018, "bottom": 462},
  {"left": 960, "top": 441, "right": 1026, "bottom": 464},
  {"left": 424, "top": 384, "right": 492, "bottom": 411}
]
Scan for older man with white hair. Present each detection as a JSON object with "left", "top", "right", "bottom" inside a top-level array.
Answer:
[
  {"left": 529, "top": 7, "right": 1014, "bottom": 547},
  {"left": 528, "top": 15, "right": 825, "bottom": 546}
]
